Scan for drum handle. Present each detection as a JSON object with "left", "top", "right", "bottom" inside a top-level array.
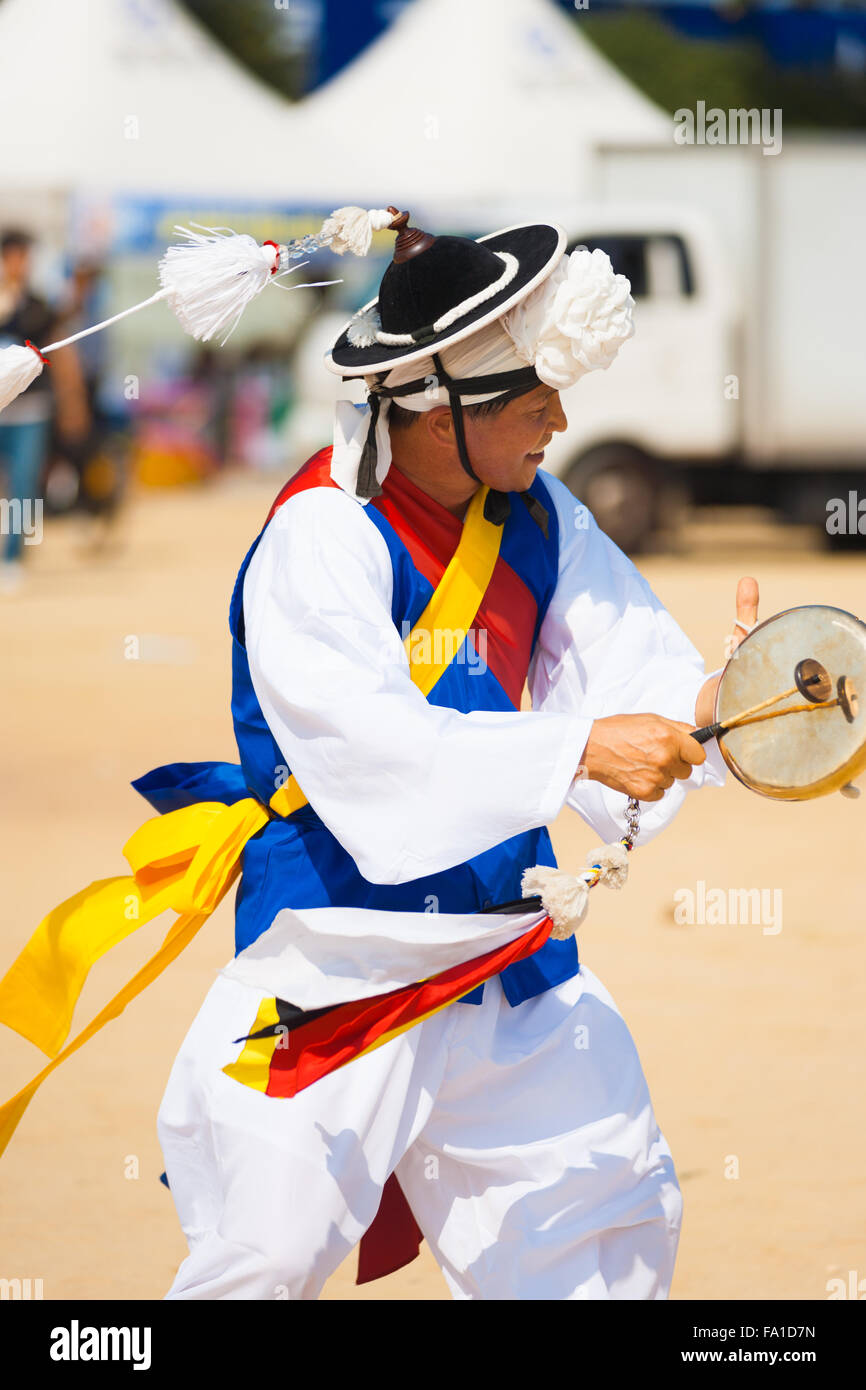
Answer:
[{"left": 692, "top": 723, "right": 722, "bottom": 745}]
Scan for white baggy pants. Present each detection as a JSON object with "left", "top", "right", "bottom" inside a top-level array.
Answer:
[{"left": 158, "top": 964, "right": 682, "bottom": 1300}]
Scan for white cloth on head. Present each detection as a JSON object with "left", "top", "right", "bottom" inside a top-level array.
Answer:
[
  {"left": 330, "top": 247, "right": 635, "bottom": 499},
  {"left": 329, "top": 318, "right": 532, "bottom": 500},
  {"left": 504, "top": 247, "right": 635, "bottom": 391}
]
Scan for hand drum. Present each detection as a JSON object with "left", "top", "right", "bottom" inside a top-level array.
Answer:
[{"left": 708, "top": 605, "right": 866, "bottom": 800}]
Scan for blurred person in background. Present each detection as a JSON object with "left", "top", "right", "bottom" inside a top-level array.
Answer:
[
  {"left": 0, "top": 229, "right": 91, "bottom": 591},
  {"left": 53, "top": 258, "right": 128, "bottom": 524}
]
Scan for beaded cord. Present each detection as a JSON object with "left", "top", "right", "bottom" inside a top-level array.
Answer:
[{"left": 279, "top": 231, "right": 335, "bottom": 267}]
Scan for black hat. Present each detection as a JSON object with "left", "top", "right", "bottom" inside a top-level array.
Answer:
[
  {"left": 325, "top": 209, "right": 566, "bottom": 377},
  {"left": 324, "top": 209, "right": 565, "bottom": 531}
]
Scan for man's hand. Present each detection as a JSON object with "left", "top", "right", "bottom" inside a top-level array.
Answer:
[
  {"left": 578, "top": 576, "right": 762, "bottom": 802},
  {"left": 579, "top": 713, "right": 707, "bottom": 803},
  {"left": 578, "top": 717, "right": 708, "bottom": 806}
]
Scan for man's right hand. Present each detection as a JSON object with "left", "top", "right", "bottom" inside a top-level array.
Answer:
[{"left": 578, "top": 714, "right": 706, "bottom": 802}]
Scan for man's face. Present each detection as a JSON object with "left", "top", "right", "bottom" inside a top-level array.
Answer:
[
  {"left": 1, "top": 245, "right": 31, "bottom": 285},
  {"left": 459, "top": 383, "right": 568, "bottom": 493}
]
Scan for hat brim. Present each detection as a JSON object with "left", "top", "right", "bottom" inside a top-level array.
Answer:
[{"left": 324, "top": 221, "right": 566, "bottom": 378}]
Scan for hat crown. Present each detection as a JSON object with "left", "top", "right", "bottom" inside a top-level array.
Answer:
[
  {"left": 387, "top": 210, "right": 436, "bottom": 263},
  {"left": 378, "top": 235, "right": 511, "bottom": 338}
]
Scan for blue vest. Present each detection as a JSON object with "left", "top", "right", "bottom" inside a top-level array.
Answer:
[{"left": 134, "top": 462, "right": 579, "bottom": 1008}]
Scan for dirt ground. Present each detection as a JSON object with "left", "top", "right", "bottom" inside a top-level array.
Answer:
[{"left": 1, "top": 476, "right": 864, "bottom": 1302}]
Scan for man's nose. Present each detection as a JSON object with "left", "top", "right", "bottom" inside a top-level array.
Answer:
[{"left": 548, "top": 393, "right": 568, "bottom": 432}]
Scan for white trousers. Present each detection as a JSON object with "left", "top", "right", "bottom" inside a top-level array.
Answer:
[{"left": 158, "top": 964, "right": 682, "bottom": 1300}]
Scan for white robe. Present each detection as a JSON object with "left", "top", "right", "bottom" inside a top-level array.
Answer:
[
  {"left": 242, "top": 472, "right": 726, "bottom": 887},
  {"left": 160, "top": 966, "right": 683, "bottom": 1300},
  {"left": 234, "top": 471, "right": 725, "bottom": 986},
  {"left": 158, "top": 470, "right": 727, "bottom": 1300}
]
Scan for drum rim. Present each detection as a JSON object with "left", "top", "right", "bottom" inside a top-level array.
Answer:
[{"left": 713, "top": 604, "right": 866, "bottom": 800}]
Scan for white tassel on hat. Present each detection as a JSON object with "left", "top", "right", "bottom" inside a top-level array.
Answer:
[
  {"left": 319, "top": 207, "right": 395, "bottom": 258},
  {"left": 0, "top": 207, "right": 386, "bottom": 417},
  {"left": 0, "top": 343, "right": 46, "bottom": 411},
  {"left": 0, "top": 290, "right": 167, "bottom": 413},
  {"left": 158, "top": 225, "right": 285, "bottom": 345}
]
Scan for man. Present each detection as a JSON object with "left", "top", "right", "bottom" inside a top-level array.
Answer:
[
  {"left": 0, "top": 229, "right": 90, "bottom": 590},
  {"left": 153, "top": 211, "right": 757, "bottom": 1299}
]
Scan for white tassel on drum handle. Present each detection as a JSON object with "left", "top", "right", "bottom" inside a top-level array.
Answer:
[
  {"left": 521, "top": 798, "right": 640, "bottom": 939},
  {"left": 0, "top": 205, "right": 398, "bottom": 417}
]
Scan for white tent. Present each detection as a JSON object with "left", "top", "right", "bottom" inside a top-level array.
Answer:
[
  {"left": 0, "top": 0, "right": 671, "bottom": 360},
  {"left": 0, "top": 0, "right": 670, "bottom": 219},
  {"left": 0, "top": 0, "right": 300, "bottom": 199},
  {"left": 291, "top": 0, "right": 671, "bottom": 223}
]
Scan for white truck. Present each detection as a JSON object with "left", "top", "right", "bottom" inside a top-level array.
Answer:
[
  {"left": 291, "top": 140, "right": 866, "bottom": 551},
  {"left": 558, "top": 140, "right": 866, "bottom": 550}
]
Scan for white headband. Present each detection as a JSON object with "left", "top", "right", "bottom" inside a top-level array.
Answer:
[
  {"left": 330, "top": 318, "right": 529, "bottom": 500},
  {"left": 330, "top": 247, "right": 634, "bottom": 501}
]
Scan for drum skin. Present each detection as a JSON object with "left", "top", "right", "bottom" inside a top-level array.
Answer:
[{"left": 715, "top": 605, "right": 866, "bottom": 800}]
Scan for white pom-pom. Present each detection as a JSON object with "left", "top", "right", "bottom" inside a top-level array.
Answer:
[
  {"left": 503, "top": 247, "right": 635, "bottom": 392},
  {"left": 0, "top": 343, "right": 46, "bottom": 415},
  {"left": 320, "top": 206, "right": 394, "bottom": 257},
  {"left": 346, "top": 304, "right": 382, "bottom": 348},
  {"left": 159, "top": 224, "right": 280, "bottom": 346},
  {"left": 585, "top": 842, "right": 630, "bottom": 890},
  {"left": 521, "top": 866, "right": 590, "bottom": 940}
]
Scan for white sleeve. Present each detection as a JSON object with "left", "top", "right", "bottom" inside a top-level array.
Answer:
[
  {"left": 242, "top": 487, "right": 592, "bottom": 885},
  {"left": 527, "top": 473, "right": 727, "bottom": 847}
]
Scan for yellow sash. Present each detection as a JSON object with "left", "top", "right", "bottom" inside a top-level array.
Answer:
[{"left": 0, "top": 483, "right": 502, "bottom": 1156}]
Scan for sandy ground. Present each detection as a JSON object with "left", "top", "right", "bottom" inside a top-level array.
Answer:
[{"left": 1, "top": 475, "right": 864, "bottom": 1302}]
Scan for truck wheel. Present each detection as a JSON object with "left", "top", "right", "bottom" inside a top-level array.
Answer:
[{"left": 562, "top": 446, "right": 657, "bottom": 553}]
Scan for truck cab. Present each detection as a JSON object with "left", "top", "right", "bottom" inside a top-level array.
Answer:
[{"left": 543, "top": 205, "right": 739, "bottom": 551}]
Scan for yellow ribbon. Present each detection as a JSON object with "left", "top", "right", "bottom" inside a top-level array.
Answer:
[
  {"left": 401, "top": 484, "right": 499, "bottom": 697},
  {"left": 0, "top": 483, "right": 501, "bottom": 1157}
]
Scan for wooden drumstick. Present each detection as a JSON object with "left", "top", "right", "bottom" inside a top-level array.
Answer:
[
  {"left": 693, "top": 674, "right": 858, "bottom": 744},
  {"left": 722, "top": 697, "right": 841, "bottom": 728},
  {"left": 692, "top": 673, "right": 821, "bottom": 744}
]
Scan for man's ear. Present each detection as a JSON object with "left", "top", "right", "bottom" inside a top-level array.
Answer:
[{"left": 423, "top": 405, "right": 453, "bottom": 450}]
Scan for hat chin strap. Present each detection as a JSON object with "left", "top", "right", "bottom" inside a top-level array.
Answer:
[
  {"left": 431, "top": 352, "right": 481, "bottom": 485},
  {"left": 430, "top": 353, "right": 510, "bottom": 528},
  {"left": 430, "top": 353, "right": 549, "bottom": 532},
  {"left": 353, "top": 357, "right": 550, "bottom": 535},
  {"left": 355, "top": 372, "right": 389, "bottom": 500}
]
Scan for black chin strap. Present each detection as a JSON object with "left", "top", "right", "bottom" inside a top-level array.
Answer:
[
  {"left": 356, "top": 372, "right": 388, "bottom": 500},
  {"left": 353, "top": 357, "right": 550, "bottom": 535},
  {"left": 431, "top": 352, "right": 481, "bottom": 486}
]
